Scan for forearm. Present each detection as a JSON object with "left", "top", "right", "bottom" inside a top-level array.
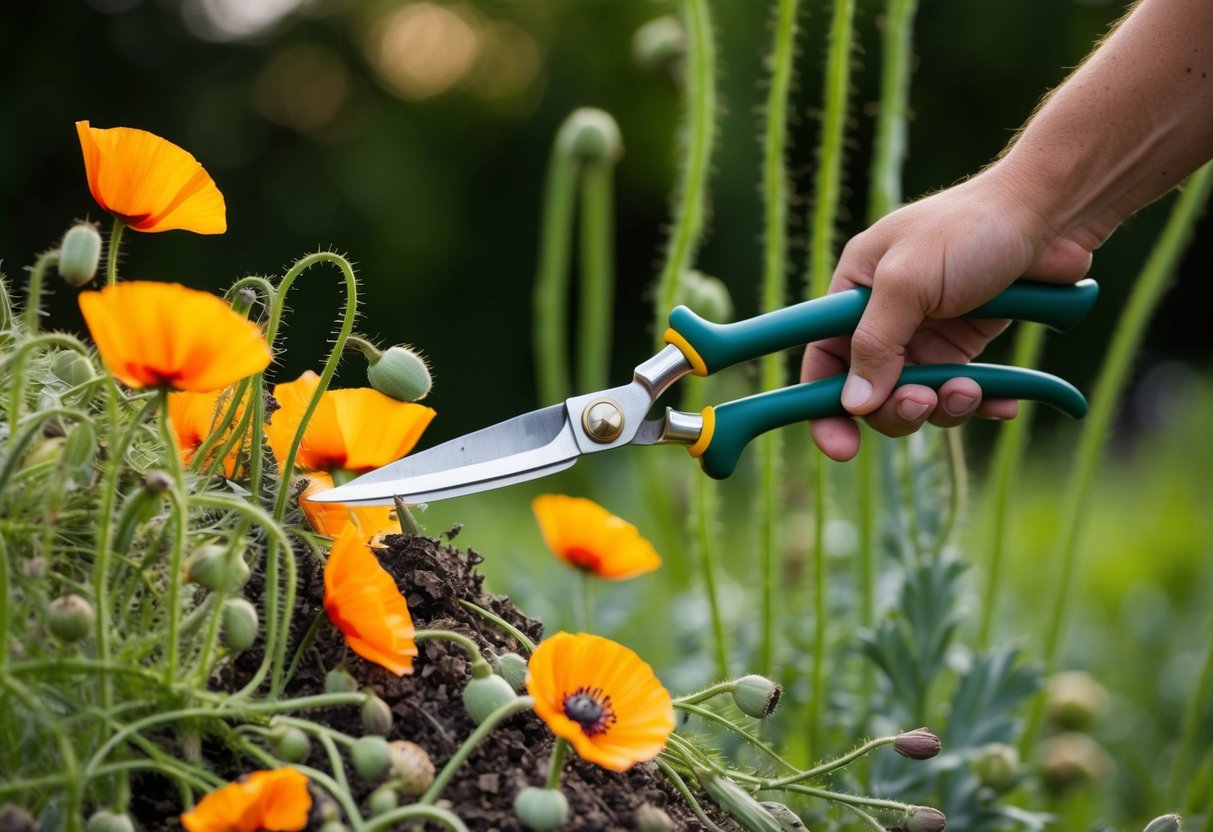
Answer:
[{"left": 990, "top": 0, "right": 1213, "bottom": 250}]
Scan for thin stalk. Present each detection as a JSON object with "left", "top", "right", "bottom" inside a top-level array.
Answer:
[
  {"left": 545, "top": 738, "right": 570, "bottom": 788},
  {"left": 842, "top": 804, "right": 888, "bottom": 832},
  {"left": 0, "top": 534, "right": 8, "bottom": 670},
  {"left": 190, "top": 519, "right": 252, "bottom": 685},
  {"left": 1167, "top": 607, "right": 1213, "bottom": 807},
  {"left": 652, "top": 0, "right": 717, "bottom": 348},
  {"left": 576, "top": 162, "right": 616, "bottom": 393},
  {"left": 937, "top": 429, "right": 968, "bottom": 552},
  {"left": 766, "top": 736, "right": 895, "bottom": 787},
  {"left": 414, "top": 628, "right": 492, "bottom": 675},
  {"left": 1026, "top": 162, "right": 1213, "bottom": 747},
  {"left": 156, "top": 390, "right": 190, "bottom": 685},
  {"left": 868, "top": 0, "right": 920, "bottom": 219},
  {"left": 532, "top": 125, "right": 578, "bottom": 404},
  {"left": 776, "top": 782, "right": 913, "bottom": 815},
  {"left": 105, "top": 219, "right": 125, "bottom": 287},
  {"left": 458, "top": 599, "right": 537, "bottom": 653},
  {"left": 418, "top": 696, "right": 534, "bottom": 804},
  {"left": 807, "top": 454, "right": 828, "bottom": 760},
  {"left": 365, "top": 806, "right": 470, "bottom": 832},
  {"left": 577, "top": 570, "right": 594, "bottom": 632},
  {"left": 674, "top": 679, "right": 737, "bottom": 705},
  {"left": 188, "top": 379, "right": 252, "bottom": 475},
  {"left": 655, "top": 758, "right": 727, "bottom": 832},
  {"left": 21, "top": 250, "right": 58, "bottom": 334},
  {"left": 674, "top": 701, "right": 798, "bottom": 773}
]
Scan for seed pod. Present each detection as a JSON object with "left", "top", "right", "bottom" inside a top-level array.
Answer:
[
  {"left": 635, "top": 803, "right": 675, "bottom": 832},
  {"left": 973, "top": 743, "right": 1019, "bottom": 792},
  {"left": 268, "top": 723, "right": 311, "bottom": 763},
  {"left": 632, "top": 15, "right": 685, "bottom": 73},
  {"left": 1040, "top": 732, "right": 1112, "bottom": 793},
  {"left": 678, "top": 270, "right": 734, "bottom": 323},
  {"left": 557, "top": 108, "right": 623, "bottom": 163},
  {"left": 186, "top": 544, "right": 250, "bottom": 593},
  {"left": 1143, "top": 814, "right": 1183, "bottom": 832},
  {"left": 350, "top": 736, "right": 392, "bottom": 782},
  {"left": 361, "top": 692, "right": 393, "bottom": 736},
  {"left": 388, "top": 740, "right": 436, "bottom": 796},
  {"left": 903, "top": 806, "right": 947, "bottom": 832},
  {"left": 48, "top": 594, "right": 95, "bottom": 642},
  {"left": 143, "top": 469, "right": 174, "bottom": 495},
  {"left": 759, "top": 802, "right": 807, "bottom": 831},
  {"left": 58, "top": 223, "right": 102, "bottom": 288},
  {"left": 368, "top": 784, "right": 399, "bottom": 815},
  {"left": 367, "top": 345, "right": 433, "bottom": 403},
  {"left": 325, "top": 669, "right": 358, "bottom": 695},
  {"left": 0, "top": 804, "right": 38, "bottom": 832},
  {"left": 698, "top": 770, "right": 781, "bottom": 832},
  {"left": 463, "top": 673, "right": 518, "bottom": 724},
  {"left": 221, "top": 599, "right": 259, "bottom": 652},
  {"left": 1047, "top": 671, "right": 1108, "bottom": 730},
  {"left": 894, "top": 727, "right": 942, "bottom": 760},
  {"left": 732, "top": 675, "right": 782, "bottom": 720},
  {"left": 85, "top": 810, "right": 135, "bottom": 832},
  {"left": 494, "top": 652, "right": 529, "bottom": 692},
  {"left": 513, "top": 787, "right": 570, "bottom": 832},
  {"left": 52, "top": 350, "right": 97, "bottom": 388},
  {"left": 61, "top": 423, "right": 97, "bottom": 474}
]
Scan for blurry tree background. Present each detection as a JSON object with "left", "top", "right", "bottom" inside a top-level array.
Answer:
[{"left": 3, "top": 0, "right": 1210, "bottom": 444}]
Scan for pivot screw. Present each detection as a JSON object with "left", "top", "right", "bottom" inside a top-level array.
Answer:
[{"left": 582, "top": 399, "right": 624, "bottom": 443}]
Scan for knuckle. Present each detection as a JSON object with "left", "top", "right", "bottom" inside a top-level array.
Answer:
[{"left": 849, "top": 325, "right": 904, "bottom": 363}]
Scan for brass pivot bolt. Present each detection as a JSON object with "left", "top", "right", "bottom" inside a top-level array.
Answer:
[{"left": 582, "top": 399, "right": 624, "bottom": 443}]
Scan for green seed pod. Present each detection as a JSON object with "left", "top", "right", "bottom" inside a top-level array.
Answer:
[
  {"left": 678, "top": 270, "right": 734, "bottom": 323},
  {"left": 903, "top": 806, "right": 947, "bottom": 832},
  {"left": 973, "top": 743, "right": 1020, "bottom": 792},
  {"left": 186, "top": 544, "right": 250, "bottom": 593},
  {"left": 732, "top": 675, "right": 782, "bottom": 720},
  {"left": 512, "top": 787, "right": 570, "bottom": 832},
  {"left": 463, "top": 673, "right": 518, "bottom": 724},
  {"left": 368, "top": 784, "right": 399, "bottom": 815},
  {"left": 52, "top": 350, "right": 97, "bottom": 388},
  {"left": 758, "top": 802, "right": 807, "bottom": 831},
  {"left": 495, "top": 652, "right": 529, "bottom": 692},
  {"left": 894, "top": 727, "right": 942, "bottom": 761},
  {"left": 61, "top": 423, "right": 97, "bottom": 474},
  {"left": 350, "top": 736, "right": 392, "bottom": 782},
  {"left": 268, "top": 723, "right": 311, "bottom": 763},
  {"left": 367, "top": 345, "right": 433, "bottom": 403},
  {"left": 698, "top": 770, "right": 781, "bottom": 832},
  {"left": 1047, "top": 671, "right": 1108, "bottom": 730},
  {"left": 636, "top": 803, "right": 675, "bottom": 832},
  {"left": 58, "top": 223, "right": 102, "bottom": 288},
  {"left": 325, "top": 669, "right": 359, "bottom": 695},
  {"left": 388, "top": 740, "right": 436, "bottom": 796},
  {"left": 221, "top": 598, "right": 259, "bottom": 652},
  {"left": 632, "top": 15, "right": 685, "bottom": 73},
  {"left": 1143, "top": 814, "right": 1183, "bottom": 832},
  {"left": 48, "top": 594, "right": 95, "bottom": 642},
  {"left": 557, "top": 108, "right": 623, "bottom": 164},
  {"left": 85, "top": 810, "right": 135, "bottom": 832},
  {"left": 361, "top": 691, "right": 393, "bottom": 736}
]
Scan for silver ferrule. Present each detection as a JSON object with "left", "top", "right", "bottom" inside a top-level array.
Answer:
[
  {"left": 633, "top": 344, "right": 693, "bottom": 401},
  {"left": 658, "top": 408, "right": 704, "bottom": 446}
]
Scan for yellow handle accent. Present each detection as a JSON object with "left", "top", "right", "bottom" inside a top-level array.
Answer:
[
  {"left": 687, "top": 406, "right": 715, "bottom": 458},
  {"left": 663, "top": 327, "right": 708, "bottom": 377}
]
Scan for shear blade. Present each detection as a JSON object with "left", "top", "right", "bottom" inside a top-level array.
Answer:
[{"left": 306, "top": 404, "right": 582, "bottom": 506}]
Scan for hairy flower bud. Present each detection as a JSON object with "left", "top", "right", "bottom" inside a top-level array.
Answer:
[
  {"left": 513, "top": 787, "right": 570, "bottom": 832},
  {"left": 85, "top": 810, "right": 135, "bottom": 832},
  {"left": 678, "top": 270, "right": 734, "bottom": 323},
  {"left": 973, "top": 743, "right": 1019, "bottom": 792},
  {"left": 221, "top": 598, "right": 258, "bottom": 652},
  {"left": 463, "top": 673, "right": 518, "bottom": 724},
  {"left": 494, "top": 652, "right": 529, "bottom": 692},
  {"left": 62, "top": 423, "right": 97, "bottom": 474},
  {"left": 759, "top": 802, "right": 807, "bottom": 831},
  {"left": 268, "top": 723, "right": 311, "bottom": 763},
  {"left": 632, "top": 15, "right": 685, "bottom": 74},
  {"left": 1047, "top": 671, "right": 1108, "bottom": 730},
  {"left": 732, "top": 675, "right": 782, "bottom": 719},
  {"left": 894, "top": 727, "right": 942, "bottom": 760},
  {"left": 388, "top": 740, "right": 436, "bottom": 796},
  {"left": 698, "top": 770, "right": 782, "bottom": 832},
  {"left": 48, "top": 594, "right": 95, "bottom": 642},
  {"left": 367, "top": 345, "right": 433, "bottom": 403},
  {"left": 1143, "top": 814, "right": 1183, "bottom": 832},
  {"left": 361, "top": 691, "right": 393, "bottom": 736},
  {"left": 350, "top": 736, "right": 392, "bottom": 782},
  {"left": 557, "top": 108, "right": 623, "bottom": 163},
  {"left": 903, "top": 806, "right": 947, "bottom": 832},
  {"left": 186, "top": 544, "right": 250, "bottom": 593},
  {"left": 635, "top": 803, "right": 675, "bottom": 832},
  {"left": 58, "top": 223, "right": 102, "bottom": 288},
  {"left": 52, "top": 350, "right": 97, "bottom": 389}
]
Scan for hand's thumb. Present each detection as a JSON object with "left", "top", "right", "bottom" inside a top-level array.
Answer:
[{"left": 841, "top": 280, "right": 927, "bottom": 415}]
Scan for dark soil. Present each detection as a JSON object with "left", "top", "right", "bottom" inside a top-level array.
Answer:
[{"left": 133, "top": 531, "right": 731, "bottom": 831}]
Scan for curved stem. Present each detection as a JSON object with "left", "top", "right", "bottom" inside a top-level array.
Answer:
[
  {"left": 457, "top": 599, "right": 537, "bottom": 654},
  {"left": 418, "top": 696, "right": 534, "bottom": 804},
  {"left": 766, "top": 736, "right": 895, "bottom": 788},
  {"left": 674, "top": 701, "right": 798, "bottom": 773},
  {"left": 365, "top": 805, "right": 470, "bottom": 832},
  {"left": 105, "top": 219, "right": 126, "bottom": 287},
  {"left": 414, "top": 629, "right": 492, "bottom": 676},
  {"left": 776, "top": 782, "right": 913, "bottom": 815},
  {"left": 674, "top": 679, "right": 737, "bottom": 705},
  {"left": 655, "top": 758, "right": 726, "bottom": 832},
  {"left": 22, "top": 250, "right": 59, "bottom": 334}
]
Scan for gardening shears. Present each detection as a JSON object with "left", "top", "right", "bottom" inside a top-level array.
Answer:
[{"left": 309, "top": 279, "right": 1098, "bottom": 506}]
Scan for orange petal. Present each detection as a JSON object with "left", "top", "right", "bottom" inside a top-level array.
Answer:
[
  {"left": 300, "top": 473, "right": 398, "bottom": 538},
  {"left": 532, "top": 495, "right": 662, "bottom": 580},
  {"left": 168, "top": 389, "right": 245, "bottom": 476},
  {"left": 180, "top": 768, "right": 310, "bottom": 832},
  {"left": 77, "top": 121, "right": 226, "bottom": 234},
  {"left": 79, "top": 282, "right": 271, "bottom": 393},
  {"left": 265, "top": 372, "right": 346, "bottom": 471},
  {"left": 329, "top": 388, "right": 436, "bottom": 472}
]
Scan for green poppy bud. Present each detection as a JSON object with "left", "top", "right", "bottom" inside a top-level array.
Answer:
[
  {"left": 1143, "top": 814, "right": 1183, "bottom": 832},
  {"left": 463, "top": 673, "right": 518, "bottom": 724},
  {"left": 557, "top": 108, "right": 623, "bottom": 164},
  {"left": 388, "top": 740, "right": 435, "bottom": 796},
  {"left": 495, "top": 652, "right": 529, "bottom": 692},
  {"left": 48, "top": 594, "right": 95, "bottom": 642},
  {"left": 350, "top": 735, "right": 392, "bottom": 782},
  {"left": 678, "top": 270, "right": 734, "bottom": 323},
  {"left": 903, "top": 806, "right": 947, "bottom": 832},
  {"left": 62, "top": 423, "right": 97, "bottom": 474},
  {"left": 186, "top": 544, "right": 250, "bottom": 593},
  {"left": 1047, "top": 671, "right": 1108, "bottom": 730},
  {"left": 231, "top": 287, "right": 259, "bottom": 318},
  {"left": 58, "top": 223, "right": 102, "bottom": 288},
  {"left": 759, "top": 802, "right": 807, "bottom": 831},
  {"left": 367, "top": 345, "right": 433, "bottom": 403},
  {"left": 636, "top": 803, "right": 675, "bottom": 831},
  {"left": 513, "top": 787, "right": 570, "bottom": 832},
  {"left": 85, "top": 810, "right": 135, "bottom": 832},
  {"left": 632, "top": 15, "right": 685, "bottom": 74},
  {"left": 221, "top": 598, "right": 258, "bottom": 652},
  {"left": 698, "top": 770, "right": 781, "bottom": 832},
  {"left": 268, "top": 723, "right": 311, "bottom": 763},
  {"left": 368, "top": 784, "right": 399, "bottom": 815},
  {"left": 894, "top": 727, "right": 942, "bottom": 760},
  {"left": 52, "top": 350, "right": 97, "bottom": 389},
  {"left": 361, "top": 691, "right": 393, "bottom": 736},
  {"left": 325, "top": 668, "right": 358, "bottom": 695},
  {"left": 732, "top": 675, "right": 782, "bottom": 720},
  {"left": 973, "top": 743, "right": 1019, "bottom": 792}
]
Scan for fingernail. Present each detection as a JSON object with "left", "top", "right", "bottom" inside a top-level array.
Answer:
[
  {"left": 945, "top": 392, "right": 978, "bottom": 416},
  {"left": 841, "top": 375, "right": 873, "bottom": 411},
  {"left": 897, "top": 399, "right": 930, "bottom": 422}
]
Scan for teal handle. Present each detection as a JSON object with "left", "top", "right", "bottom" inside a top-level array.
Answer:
[
  {"left": 667, "top": 279, "right": 1098, "bottom": 376},
  {"left": 697, "top": 363, "right": 1088, "bottom": 479}
]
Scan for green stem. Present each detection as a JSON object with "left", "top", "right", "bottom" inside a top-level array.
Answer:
[
  {"left": 807, "top": 454, "right": 828, "bottom": 759},
  {"left": 856, "top": 428, "right": 877, "bottom": 715},
  {"left": 1167, "top": 604, "right": 1213, "bottom": 807},
  {"left": 577, "top": 162, "right": 616, "bottom": 393},
  {"left": 655, "top": 758, "right": 726, "bottom": 832},
  {"left": 545, "top": 737, "right": 570, "bottom": 789},
  {"left": 532, "top": 121, "right": 578, "bottom": 405},
  {"left": 418, "top": 696, "right": 534, "bottom": 804},
  {"left": 653, "top": 0, "right": 717, "bottom": 348},
  {"left": 0, "top": 533, "right": 8, "bottom": 672},
  {"left": 766, "top": 736, "right": 895, "bottom": 787},
  {"left": 1026, "top": 162, "right": 1213, "bottom": 749},
  {"left": 776, "top": 782, "right": 913, "bottom": 815},
  {"left": 365, "top": 806, "right": 470, "bottom": 832},
  {"left": 22, "top": 250, "right": 59, "bottom": 334},
  {"left": 156, "top": 390, "right": 190, "bottom": 685},
  {"left": 414, "top": 629, "right": 492, "bottom": 676},
  {"left": 868, "top": 0, "right": 919, "bottom": 221},
  {"left": 188, "top": 379, "right": 251, "bottom": 475},
  {"left": 674, "top": 701, "right": 798, "bottom": 773},
  {"left": 3, "top": 332, "right": 91, "bottom": 443},
  {"left": 457, "top": 599, "right": 537, "bottom": 654},
  {"left": 105, "top": 219, "right": 125, "bottom": 287},
  {"left": 842, "top": 803, "right": 888, "bottom": 832},
  {"left": 577, "top": 570, "right": 593, "bottom": 632},
  {"left": 190, "top": 520, "right": 252, "bottom": 685},
  {"left": 674, "top": 679, "right": 737, "bottom": 705}
]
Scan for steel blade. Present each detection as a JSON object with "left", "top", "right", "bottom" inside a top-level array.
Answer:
[{"left": 307, "top": 404, "right": 581, "bottom": 505}]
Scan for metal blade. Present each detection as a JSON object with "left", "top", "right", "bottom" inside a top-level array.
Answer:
[{"left": 308, "top": 404, "right": 581, "bottom": 505}]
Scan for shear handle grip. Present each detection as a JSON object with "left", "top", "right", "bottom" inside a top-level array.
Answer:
[
  {"left": 666, "top": 278, "right": 1099, "bottom": 377},
  {"left": 695, "top": 364, "right": 1088, "bottom": 480}
]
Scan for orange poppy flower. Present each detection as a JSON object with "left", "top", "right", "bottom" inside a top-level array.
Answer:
[
  {"left": 77, "top": 121, "right": 226, "bottom": 234},
  {"left": 79, "top": 282, "right": 272, "bottom": 392},
  {"left": 532, "top": 495, "right": 662, "bottom": 580},
  {"left": 527, "top": 632, "right": 674, "bottom": 772},
  {"left": 179, "top": 768, "right": 311, "bottom": 832},
  {"left": 168, "top": 389, "right": 247, "bottom": 476},
  {"left": 323, "top": 524, "right": 418, "bottom": 676},
  {"left": 265, "top": 371, "right": 436, "bottom": 474},
  {"left": 300, "top": 472, "right": 398, "bottom": 538}
]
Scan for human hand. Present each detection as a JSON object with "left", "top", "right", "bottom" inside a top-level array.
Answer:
[{"left": 801, "top": 168, "right": 1094, "bottom": 461}]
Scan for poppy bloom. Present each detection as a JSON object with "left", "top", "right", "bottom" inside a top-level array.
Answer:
[
  {"left": 266, "top": 371, "right": 436, "bottom": 474},
  {"left": 526, "top": 632, "right": 674, "bottom": 772},
  {"left": 77, "top": 121, "right": 226, "bottom": 234},
  {"left": 300, "top": 472, "right": 397, "bottom": 539},
  {"left": 168, "top": 389, "right": 246, "bottom": 476},
  {"left": 532, "top": 495, "right": 661, "bottom": 580},
  {"left": 179, "top": 768, "right": 311, "bottom": 832},
  {"left": 79, "top": 282, "right": 272, "bottom": 392},
  {"left": 323, "top": 524, "right": 417, "bottom": 676}
]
